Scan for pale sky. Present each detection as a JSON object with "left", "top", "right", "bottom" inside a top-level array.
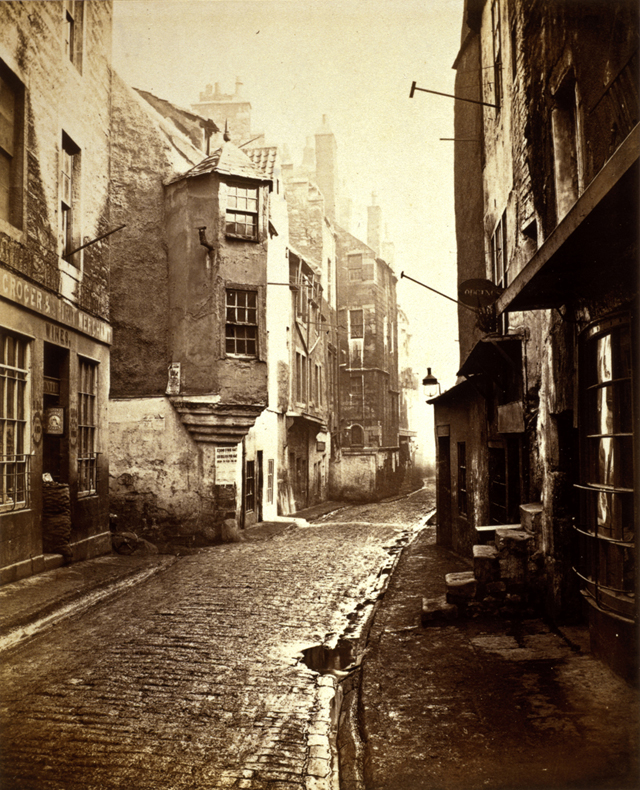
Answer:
[{"left": 112, "top": 0, "right": 465, "bottom": 405}]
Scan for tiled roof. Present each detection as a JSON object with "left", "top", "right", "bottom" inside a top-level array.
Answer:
[
  {"left": 167, "top": 142, "right": 271, "bottom": 185},
  {"left": 245, "top": 147, "right": 278, "bottom": 179}
]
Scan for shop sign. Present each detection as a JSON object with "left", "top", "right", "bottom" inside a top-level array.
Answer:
[
  {"left": 458, "top": 279, "right": 503, "bottom": 308},
  {"left": 45, "top": 408, "right": 64, "bottom": 435},
  {"left": 215, "top": 446, "right": 238, "bottom": 485},
  {"left": 1, "top": 270, "right": 112, "bottom": 343}
]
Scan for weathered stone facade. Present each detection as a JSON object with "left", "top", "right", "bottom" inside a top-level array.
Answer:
[
  {"left": 0, "top": 1, "right": 115, "bottom": 583},
  {"left": 433, "top": 0, "right": 638, "bottom": 681}
]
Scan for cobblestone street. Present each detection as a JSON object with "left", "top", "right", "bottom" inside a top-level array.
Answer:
[{"left": 0, "top": 489, "right": 434, "bottom": 790}]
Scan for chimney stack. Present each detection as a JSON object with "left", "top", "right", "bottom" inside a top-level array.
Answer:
[
  {"left": 314, "top": 115, "right": 338, "bottom": 221},
  {"left": 367, "top": 191, "right": 382, "bottom": 256}
]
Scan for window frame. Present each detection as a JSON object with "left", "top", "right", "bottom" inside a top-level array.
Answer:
[
  {"left": 574, "top": 314, "right": 635, "bottom": 620},
  {"left": 225, "top": 182, "right": 259, "bottom": 241},
  {"left": 0, "top": 60, "right": 25, "bottom": 231},
  {"left": 349, "top": 309, "right": 364, "bottom": 339},
  {"left": 491, "top": 0, "right": 503, "bottom": 111},
  {"left": 60, "top": 132, "right": 81, "bottom": 263},
  {"left": 225, "top": 288, "right": 258, "bottom": 358},
  {"left": 77, "top": 356, "right": 98, "bottom": 496},
  {"left": 245, "top": 459, "right": 255, "bottom": 513},
  {"left": 457, "top": 442, "right": 468, "bottom": 517},
  {"left": 0, "top": 328, "right": 30, "bottom": 512},
  {"left": 63, "top": 0, "right": 84, "bottom": 72}
]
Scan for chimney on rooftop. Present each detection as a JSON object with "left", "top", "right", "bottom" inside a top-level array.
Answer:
[
  {"left": 367, "top": 191, "right": 382, "bottom": 256},
  {"left": 314, "top": 116, "right": 338, "bottom": 221}
]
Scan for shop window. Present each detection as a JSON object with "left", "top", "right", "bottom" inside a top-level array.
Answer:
[
  {"left": 0, "top": 328, "right": 29, "bottom": 511},
  {"left": 64, "top": 1, "right": 84, "bottom": 71},
  {"left": 77, "top": 357, "right": 97, "bottom": 495},
  {"left": 267, "top": 459, "right": 274, "bottom": 504},
  {"left": 226, "top": 183, "right": 258, "bottom": 240},
  {"left": 349, "top": 309, "right": 364, "bottom": 339},
  {"left": 60, "top": 132, "right": 81, "bottom": 262},
  {"left": 245, "top": 460, "right": 255, "bottom": 513},
  {"left": 225, "top": 289, "right": 257, "bottom": 357},
  {"left": 0, "top": 60, "right": 25, "bottom": 229},
  {"left": 575, "top": 315, "right": 635, "bottom": 620}
]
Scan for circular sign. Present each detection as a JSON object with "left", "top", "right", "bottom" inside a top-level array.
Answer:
[{"left": 458, "top": 279, "right": 504, "bottom": 308}]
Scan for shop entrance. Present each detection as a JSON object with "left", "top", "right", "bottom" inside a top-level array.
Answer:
[{"left": 43, "top": 343, "right": 69, "bottom": 483}]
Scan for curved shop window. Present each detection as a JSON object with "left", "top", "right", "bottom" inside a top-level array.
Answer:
[{"left": 574, "top": 314, "right": 635, "bottom": 621}]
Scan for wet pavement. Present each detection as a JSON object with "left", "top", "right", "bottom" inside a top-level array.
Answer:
[
  {"left": 0, "top": 485, "right": 637, "bottom": 790},
  {"left": 353, "top": 525, "right": 639, "bottom": 790},
  {"left": 0, "top": 489, "right": 430, "bottom": 789}
]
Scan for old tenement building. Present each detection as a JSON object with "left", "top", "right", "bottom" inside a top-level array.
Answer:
[
  {"left": 432, "top": 0, "right": 638, "bottom": 681},
  {"left": 0, "top": 1, "right": 114, "bottom": 582}
]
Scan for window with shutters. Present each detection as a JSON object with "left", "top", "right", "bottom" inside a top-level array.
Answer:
[{"left": 0, "top": 328, "right": 30, "bottom": 512}]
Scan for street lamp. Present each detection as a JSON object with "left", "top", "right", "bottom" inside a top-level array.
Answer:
[{"left": 422, "top": 368, "right": 441, "bottom": 400}]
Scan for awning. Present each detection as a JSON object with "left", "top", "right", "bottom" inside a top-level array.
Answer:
[
  {"left": 497, "top": 125, "right": 639, "bottom": 314},
  {"left": 457, "top": 335, "right": 522, "bottom": 380}
]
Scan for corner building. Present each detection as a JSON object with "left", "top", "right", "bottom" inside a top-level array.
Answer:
[
  {"left": 433, "top": 0, "right": 638, "bottom": 681},
  {"left": 0, "top": 1, "right": 114, "bottom": 583}
]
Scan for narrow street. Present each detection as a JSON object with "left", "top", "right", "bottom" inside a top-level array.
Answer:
[{"left": 0, "top": 488, "right": 434, "bottom": 790}]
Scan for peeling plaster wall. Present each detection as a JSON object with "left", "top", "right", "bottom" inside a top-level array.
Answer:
[
  {"left": 109, "top": 73, "right": 203, "bottom": 397},
  {"left": 109, "top": 397, "right": 206, "bottom": 539}
]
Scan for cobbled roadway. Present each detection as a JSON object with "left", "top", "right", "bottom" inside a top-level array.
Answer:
[{"left": 0, "top": 489, "right": 434, "bottom": 790}]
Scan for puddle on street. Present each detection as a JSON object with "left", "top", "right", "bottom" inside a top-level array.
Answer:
[{"left": 302, "top": 640, "right": 355, "bottom": 676}]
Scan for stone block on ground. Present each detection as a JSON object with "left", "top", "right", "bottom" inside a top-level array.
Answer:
[
  {"left": 473, "top": 544, "right": 499, "bottom": 583},
  {"left": 520, "top": 502, "right": 543, "bottom": 534},
  {"left": 421, "top": 595, "right": 458, "bottom": 626},
  {"left": 445, "top": 571, "right": 477, "bottom": 603}
]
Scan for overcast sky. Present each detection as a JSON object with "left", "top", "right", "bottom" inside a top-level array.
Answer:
[{"left": 112, "top": 0, "right": 465, "bottom": 400}]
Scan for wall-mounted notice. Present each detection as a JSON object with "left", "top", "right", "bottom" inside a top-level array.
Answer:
[{"left": 215, "top": 446, "right": 238, "bottom": 485}]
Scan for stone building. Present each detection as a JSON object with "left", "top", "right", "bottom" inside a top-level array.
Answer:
[
  {"left": 0, "top": 1, "right": 114, "bottom": 583},
  {"left": 108, "top": 82, "right": 272, "bottom": 539},
  {"left": 334, "top": 205, "right": 401, "bottom": 501},
  {"left": 432, "top": 0, "right": 638, "bottom": 681}
]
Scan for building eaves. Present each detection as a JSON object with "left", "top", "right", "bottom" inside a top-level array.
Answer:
[{"left": 166, "top": 142, "right": 272, "bottom": 186}]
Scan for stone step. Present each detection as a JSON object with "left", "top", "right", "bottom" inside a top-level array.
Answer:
[
  {"left": 445, "top": 570, "right": 477, "bottom": 604},
  {"left": 421, "top": 595, "right": 458, "bottom": 626},
  {"left": 473, "top": 544, "right": 500, "bottom": 583}
]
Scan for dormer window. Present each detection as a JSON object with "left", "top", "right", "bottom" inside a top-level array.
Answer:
[{"left": 226, "top": 183, "right": 258, "bottom": 240}]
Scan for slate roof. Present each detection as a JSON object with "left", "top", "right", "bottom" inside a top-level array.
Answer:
[
  {"left": 245, "top": 147, "right": 278, "bottom": 180},
  {"left": 167, "top": 142, "right": 271, "bottom": 185}
]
